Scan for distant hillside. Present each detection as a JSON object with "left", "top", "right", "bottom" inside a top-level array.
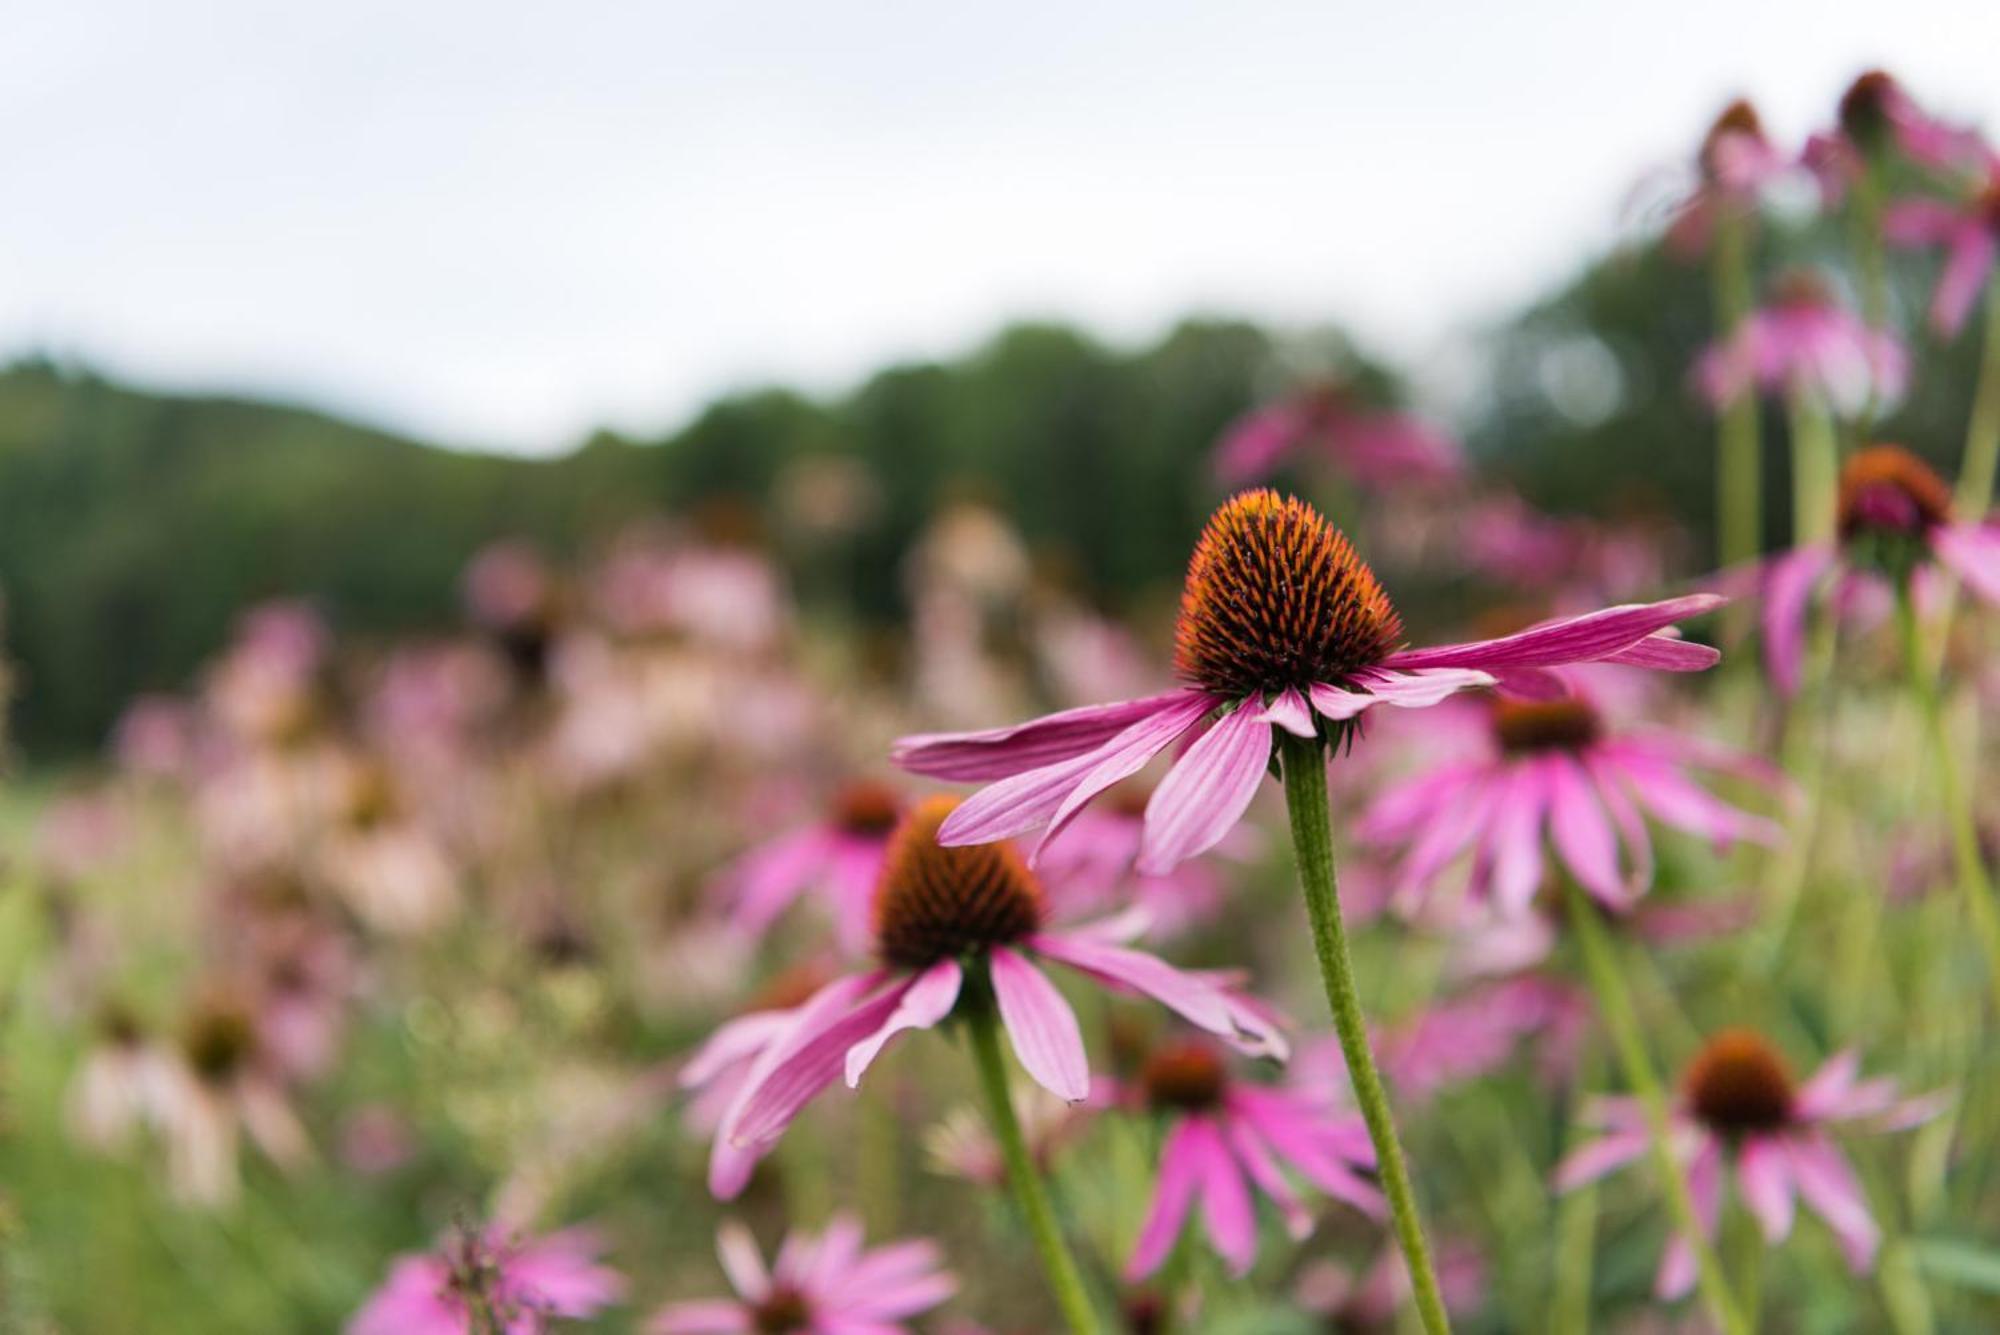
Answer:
[{"left": 0, "top": 320, "right": 1286, "bottom": 754}]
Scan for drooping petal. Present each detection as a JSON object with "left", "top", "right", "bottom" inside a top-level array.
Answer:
[
  {"left": 1127, "top": 1119, "right": 1206, "bottom": 1279},
  {"left": 892, "top": 691, "right": 1207, "bottom": 781},
  {"left": 723, "top": 974, "right": 907, "bottom": 1152},
  {"left": 716, "top": 828, "right": 833, "bottom": 939},
  {"left": 1933, "top": 522, "right": 2000, "bottom": 606},
  {"left": 1030, "top": 693, "right": 1218, "bottom": 858},
  {"left": 1382, "top": 595, "right": 1725, "bottom": 673},
  {"left": 844, "top": 960, "right": 963, "bottom": 1088},
  {"left": 1762, "top": 545, "right": 1836, "bottom": 695},
  {"left": 680, "top": 1011, "right": 795, "bottom": 1091},
  {"left": 1548, "top": 753, "right": 1626, "bottom": 906},
  {"left": 1192, "top": 1120, "right": 1258, "bottom": 1276},
  {"left": 1617, "top": 753, "right": 1783, "bottom": 850},
  {"left": 1259, "top": 687, "right": 1317, "bottom": 738},
  {"left": 1737, "top": 1136, "right": 1796, "bottom": 1243},
  {"left": 1486, "top": 762, "right": 1551, "bottom": 915},
  {"left": 1029, "top": 931, "right": 1235, "bottom": 1039},
  {"left": 715, "top": 1222, "right": 771, "bottom": 1302},
  {"left": 651, "top": 1300, "right": 754, "bottom": 1333},
  {"left": 1601, "top": 632, "right": 1721, "bottom": 672},
  {"left": 1932, "top": 228, "right": 1998, "bottom": 338},
  {"left": 989, "top": 948, "right": 1090, "bottom": 1102},
  {"left": 1348, "top": 667, "right": 1498, "bottom": 708},
  {"left": 1785, "top": 1133, "right": 1881, "bottom": 1272},
  {"left": 1553, "top": 1130, "right": 1650, "bottom": 1191},
  {"left": 1654, "top": 1136, "right": 1723, "bottom": 1301},
  {"left": 1137, "top": 702, "right": 1274, "bottom": 875},
  {"left": 1221, "top": 1115, "right": 1314, "bottom": 1239}
]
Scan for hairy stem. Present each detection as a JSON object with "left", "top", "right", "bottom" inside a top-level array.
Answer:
[
  {"left": 1280, "top": 733, "right": 1452, "bottom": 1334},
  {"left": 965, "top": 1002, "right": 1103, "bottom": 1335}
]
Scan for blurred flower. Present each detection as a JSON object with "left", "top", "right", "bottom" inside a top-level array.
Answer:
[
  {"left": 154, "top": 987, "right": 314, "bottom": 1206},
  {"left": 1375, "top": 976, "right": 1590, "bottom": 1103},
  {"left": 1557, "top": 1030, "right": 1945, "bottom": 1299},
  {"left": 711, "top": 779, "right": 906, "bottom": 955},
  {"left": 1655, "top": 99, "right": 1792, "bottom": 258},
  {"left": 1746, "top": 445, "right": 2000, "bottom": 693},
  {"left": 340, "top": 1104, "right": 418, "bottom": 1178},
  {"left": 205, "top": 601, "right": 327, "bottom": 748},
  {"left": 349, "top": 1221, "right": 624, "bottom": 1335},
  {"left": 464, "top": 540, "right": 564, "bottom": 682},
  {"left": 1120, "top": 1036, "right": 1383, "bottom": 1279},
  {"left": 1034, "top": 785, "right": 1238, "bottom": 939},
  {"left": 1695, "top": 271, "right": 1906, "bottom": 418},
  {"left": 1295, "top": 1237, "right": 1488, "bottom": 1331},
  {"left": 1212, "top": 381, "right": 1463, "bottom": 490},
  {"left": 1884, "top": 151, "right": 2000, "bottom": 337},
  {"left": 898, "top": 490, "right": 1723, "bottom": 874},
  {"left": 34, "top": 791, "right": 127, "bottom": 887},
  {"left": 1807, "top": 70, "right": 1988, "bottom": 205},
  {"left": 1357, "top": 680, "right": 1783, "bottom": 915},
  {"left": 713, "top": 798, "right": 1282, "bottom": 1198},
  {"left": 112, "top": 693, "right": 198, "bottom": 780},
  {"left": 652, "top": 1216, "right": 953, "bottom": 1335},
  {"left": 923, "top": 1079, "right": 1096, "bottom": 1187},
  {"left": 68, "top": 1005, "right": 179, "bottom": 1152}
]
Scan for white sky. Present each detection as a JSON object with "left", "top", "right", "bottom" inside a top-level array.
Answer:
[{"left": 5, "top": 1, "right": 1998, "bottom": 455}]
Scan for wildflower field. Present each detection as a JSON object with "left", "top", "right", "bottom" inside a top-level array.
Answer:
[{"left": 7, "top": 70, "right": 2000, "bottom": 1334}]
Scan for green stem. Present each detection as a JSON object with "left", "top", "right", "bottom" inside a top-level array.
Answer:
[
  {"left": 1279, "top": 733, "right": 1451, "bottom": 1335},
  {"left": 1563, "top": 882, "right": 1747, "bottom": 1335},
  {"left": 965, "top": 1002, "right": 1103, "bottom": 1335},
  {"left": 1713, "top": 211, "right": 1762, "bottom": 575},
  {"left": 1895, "top": 586, "right": 2000, "bottom": 995},
  {"left": 1551, "top": 1108, "right": 1600, "bottom": 1334},
  {"left": 1788, "top": 390, "right": 1839, "bottom": 549},
  {"left": 1957, "top": 276, "right": 2000, "bottom": 518}
]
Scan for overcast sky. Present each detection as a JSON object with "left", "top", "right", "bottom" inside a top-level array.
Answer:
[{"left": 5, "top": 2, "right": 1998, "bottom": 455}]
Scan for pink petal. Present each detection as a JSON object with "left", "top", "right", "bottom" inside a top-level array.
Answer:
[
  {"left": 1761, "top": 546, "right": 1835, "bottom": 695},
  {"left": 723, "top": 974, "right": 905, "bottom": 1151},
  {"left": 1548, "top": 753, "right": 1625, "bottom": 906},
  {"left": 940, "top": 695, "right": 1212, "bottom": 848},
  {"left": 1350, "top": 667, "right": 1498, "bottom": 707},
  {"left": 1307, "top": 682, "right": 1380, "bottom": 721},
  {"left": 1221, "top": 1116, "right": 1314, "bottom": 1239},
  {"left": 892, "top": 691, "right": 1205, "bottom": 781},
  {"left": 1737, "top": 1136, "right": 1796, "bottom": 1243},
  {"left": 651, "top": 1301, "right": 754, "bottom": 1333},
  {"left": 1883, "top": 198, "right": 1965, "bottom": 247},
  {"left": 1932, "top": 229, "right": 1997, "bottom": 339},
  {"left": 706, "top": 1136, "right": 765, "bottom": 1201},
  {"left": 1790, "top": 1050, "right": 1860, "bottom": 1120},
  {"left": 1934, "top": 523, "right": 2000, "bottom": 605},
  {"left": 1028, "top": 931, "right": 1235, "bottom": 1039},
  {"left": 1654, "top": 1137, "right": 1723, "bottom": 1301},
  {"left": 844, "top": 960, "right": 962, "bottom": 1088},
  {"left": 1213, "top": 404, "right": 1304, "bottom": 484},
  {"left": 989, "top": 949, "right": 1090, "bottom": 1102},
  {"left": 1382, "top": 595, "right": 1724, "bottom": 673},
  {"left": 1617, "top": 753, "right": 1783, "bottom": 850},
  {"left": 1785, "top": 1133, "right": 1880, "bottom": 1271},
  {"left": 1583, "top": 752, "right": 1655, "bottom": 896},
  {"left": 1193, "top": 1120, "right": 1258, "bottom": 1276},
  {"left": 1259, "top": 687, "right": 1317, "bottom": 738},
  {"left": 1127, "top": 1118, "right": 1206, "bottom": 1278},
  {"left": 716, "top": 828, "right": 832, "bottom": 939},
  {"left": 681, "top": 1011, "right": 794, "bottom": 1091},
  {"left": 715, "top": 1223, "right": 770, "bottom": 1302},
  {"left": 1486, "top": 763, "right": 1551, "bottom": 914},
  {"left": 1601, "top": 632, "right": 1721, "bottom": 672},
  {"left": 1554, "top": 1130, "right": 1649, "bottom": 1191},
  {"left": 1136, "top": 703, "right": 1274, "bottom": 875}
]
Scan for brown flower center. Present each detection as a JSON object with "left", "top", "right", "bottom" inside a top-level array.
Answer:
[
  {"left": 1684, "top": 1029, "right": 1794, "bottom": 1135},
  {"left": 829, "top": 779, "right": 902, "bottom": 837},
  {"left": 1839, "top": 70, "right": 1897, "bottom": 147},
  {"left": 183, "top": 997, "right": 256, "bottom": 1084},
  {"left": 1492, "top": 697, "right": 1602, "bottom": 754},
  {"left": 1836, "top": 444, "right": 1953, "bottom": 543},
  {"left": 1701, "top": 98, "right": 1766, "bottom": 178},
  {"left": 1769, "top": 269, "right": 1836, "bottom": 313},
  {"left": 1140, "top": 1039, "right": 1230, "bottom": 1112},
  {"left": 872, "top": 797, "right": 1046, "bottom": 969},
  {"left": 1172, "top": 490, "right": 1402, "bottom": 700},
  {"left": 745, "top": 961, "right": 836, "bottom": 1014},
  {"left": 752, "top": 1286, "right": 813, "bottom": 1334}
]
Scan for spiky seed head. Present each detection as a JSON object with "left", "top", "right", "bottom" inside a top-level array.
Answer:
[
  {"left": 828, "top": 779, "right": 903, "bottom": 837},
  {"left": 872, "top": 796, "right": 1046, "bottom": 970},
  {"left": 1701, "top": 98, "right": 1767, "bottom": 178},
  {"left": 1838, "top": 444, "right": 1953, "bottom": 542},
  {"left": 1684, "top": 1029, "right": 1794, "bottom": 1136},
  {"left": 1839, "top": 70, "right": 1899, "bottom": 148},
  {"left": 1173, "top": 490, "right": 1402, "bottom": 700}
]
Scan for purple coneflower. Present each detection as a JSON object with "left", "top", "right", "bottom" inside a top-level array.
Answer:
[
  {"left": 1357, "top": 680, "right": 1783, "bottom": 914},
  {"left": 1557, "top": 1030, "right": 1943, "bottom": 1301},
  {"left": 895, "top": 490, "right": 1721, "bottom": 876},
  {"left": 1807, "top": 70, "right": 1988, "bottom": 206},
  {"left": 712, "top": 779, "right": 907, "bottom": 954},
  {"left": 1212, "top": 381, "right": 1463, "bottom": 490},
  {"left": 653, "top": 1217, "right": 953, "bottom": 1334},
  {"left": 1885, "top": 153, "right": 2000, "bottom": 339},
  {"left": 349, "top": 1221, "right": 624, "bottom": 1335},
  {"left": 1695, "top": 271, "right": 1907, "bottom": 419},
  {"left": 1122, "top": 1037, "right": 1384, "bottom": 1279},
  {"left": 1753, "top": 444, "right": 2000, "bottom": 694}
]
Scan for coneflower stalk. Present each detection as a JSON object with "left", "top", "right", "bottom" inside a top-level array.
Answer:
[
  {"left": 1563, "top": 882, "right": 1748, "bottom": 1335},
  {"left": 1958, "top": 285, "right": 2000, "bottom": 518},
  {"left": 1713, "top": 204, "right": 1762, "bottom": 573}
]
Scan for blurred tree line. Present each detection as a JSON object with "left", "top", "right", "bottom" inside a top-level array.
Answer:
[{"left": 0, "top": 234, "right": 1981, "bottom": 756}]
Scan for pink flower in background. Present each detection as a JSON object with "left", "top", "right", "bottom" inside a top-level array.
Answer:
[
  {"left": 896, "top": 491, "right": 1723, "bottom": 875},
  {"left": 1121, "top": 1036, "right": 1383, "bottom": 1279},
  {"left": 1213, "top": 382, "right": 1463, "bottom": 489},
  {"left": 653, "top": 1217, "right": 953, "bottom": 1335},
  {"left": 1358, "top": 679, "right": 1783, "bottom": 915},
  {"left": 1557, "top": 1030, "right": 1945, "bottom": 1300},
  {"left": 712, "top": 798, "right": 1283, "bottom": 1198},
  {"left": 924, "top": 1081, "right": 1099, "bottom": 1187},
  {"left": 1295, "top": 1238, "right": 1489, "bottom": 1331},
  {"left": 112, "top": 693, "right": 198, "bottom": 779},
  {"left": 1749, "top": 445, "right": 2000, "bottom": 694},
  {"left": 1034, "top": 785, "right": 1239, "bottom": 938},
  {"left": 1376, "top": 976, "right": 1591, "bottom": 1103},
  {"left": 205, "top": 600, "right": 328, "bottom": 747},
  {"left": 349, "top": 1222, "right": 624, "bottom": 1335},
  {"left": 1807, "top": 70, "right": 1989, "bottom": 205},
  {"left": 711, "top": 780, "right": 905, "bottom": 954},
  {"left": 1655, "top": 99, "right": 1792, "bottom": 258},
  {"left": 1884, "top": 156, "right": 2000, "bottom": 337},
  {"left": 1695, "top": 271, "right": 1907, "bottom": 417}
]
